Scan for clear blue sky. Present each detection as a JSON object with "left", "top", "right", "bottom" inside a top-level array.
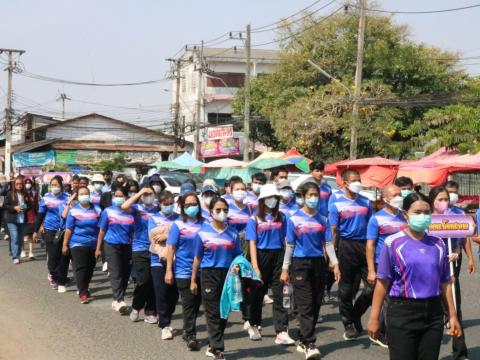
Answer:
[{"left": 1, "top": 0, "right": 479, "bottom": 129}]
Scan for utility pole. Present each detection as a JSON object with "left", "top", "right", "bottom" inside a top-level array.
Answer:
[
  {"left": 56, "top": 93, "right": 71, "bottom": 119},
  {"left": 0, "top": 48, "right": 25, "bottom": 180},
  {"left": 243, "top": 24, "right": 251, "bottom": 162},
  {"left": 173, "top": 60, "right": 181, "bottom": 157},
  {"left": 350, "top": 0, "right": 366, "bottom": 159},
  {"left": 193, "top": 41, "right": 204, "bottom": 160}
]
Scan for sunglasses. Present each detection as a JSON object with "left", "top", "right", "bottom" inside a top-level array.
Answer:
[
  {"left": 212, "top": 209, "right": 228, "bottom": 214},
  {"left": 184, "top": 203, "right": 198, "bottom": 208}
]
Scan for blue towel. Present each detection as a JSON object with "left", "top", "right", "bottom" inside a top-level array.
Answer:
[{"left": 220, "top": 255, "right": 262, "bottom": 319}]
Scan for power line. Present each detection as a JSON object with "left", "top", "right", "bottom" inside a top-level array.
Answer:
[
  {"left": 169, "top": 0, "right": 338, "bottom": 59},
  {"left": 252, "top": 5, "right": 344, "bottom": 47},
  {"left": 15, "top": 70, "right": 169, "bottom": 87},
  {"left": 251, "top": 0, "right": 329, "bottom": 31},
  {"left": 251, "top": 0, "right": 338, "bottom": 34},
  {"left": 350, "top": 3, "right": 480, "bottom": 15}
]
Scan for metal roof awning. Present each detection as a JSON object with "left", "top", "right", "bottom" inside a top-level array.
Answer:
[
  {"left": 0, "top": 138, "right": 60, "bottom": 154},
  {"left": 15, "top": 139, "right": 60, "bottom": 153}
]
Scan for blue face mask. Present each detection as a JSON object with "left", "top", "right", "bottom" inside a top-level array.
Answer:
[
  {"left": 408, "top": 214, "right": 432, "bottom": 232},
  {"left": 113, "top": 197, "right": 125, "bottom": 207},
  {"left": 305, "top": 196, "right": 319, "bottom": 209},
  {"left": 184, "top": 205, "right": 199, "bottom": 217},
  {"left": 162, "top": 204, "right": 174, "bottom": 215},
  {"left": 78, "top": 194, "right": 90, "bottom": 205}
]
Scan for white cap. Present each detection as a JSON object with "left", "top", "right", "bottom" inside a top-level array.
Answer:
[
  {"left": 258, "top": 183, "right": 281, "bottom": 200},
  {"left": 92, "top": 174, "right": 105, "bottom": 183},
  {"left": 203, "top": 178, "right": 216, "bottom": 187},
  {"left": 147, "top": 168, "right": 159, "bottom": 177}
]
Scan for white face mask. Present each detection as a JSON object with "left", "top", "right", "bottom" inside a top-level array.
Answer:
[
  {"left": 232, "top": 190, "right": 247, "bottom": 202},
  {"left": 348, "top": 181, "right": 363, "bottom": 194},
  {"left": 264, "top": 197, "right": 278, "bottom": 209},
  {"left": 152, "top": 185, "right": 162, "bottom": 194},
  {"left": 385, "top": 195, "right": 404, "bottom": 210},
  {"left": 203, "top": 196, "right": 213, "bottom": 207},
  {"left": 212, "top": 210, "right": 228, "bottom": 222},
  {"left": 449, "top": 193, "right": 459, "bottom": 206},
  {"left": 142, "top": 195, "right": 154, "bottom": 205},
  {"left": 251, "top": 183, "right": 263, "bottom": 194},
  {"left": 280, "top": 189, "right": 293, "bottom": 202},
  {"left": 25, "top": 183, "right": 32, "bottom": 190}
]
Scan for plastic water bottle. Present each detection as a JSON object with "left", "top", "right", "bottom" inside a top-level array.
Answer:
[
  {"left": 282, "top": 284, "right": 292, "bottom": 309},
  {"left": 233, "top": 274, "right": 243, "bottom": 303}
]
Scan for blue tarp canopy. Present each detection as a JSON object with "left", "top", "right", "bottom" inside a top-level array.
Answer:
[{"left": 151, "top": 152, "right": 204, "bottom": 170}]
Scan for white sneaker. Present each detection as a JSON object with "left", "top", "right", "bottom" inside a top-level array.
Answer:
[
  {"left": 118, "top": 301, "right": 129, "bottom": 315},
  {"left": 297, "top": 344, "right": 306, "bottom": 354},
  {"left": 57, "top": 285, "right": 67, "bottom": 293},
  {"left": 275, "top": 331, "right": 295, "bottom": 345},
  {"left": 205, "top": 347, "right": 214, "bottom": 357},
  {"left": 144, "top": 315, "right": 158, "bottom": 324},
  {"left": 13, "top": 258, "right": 20, "bottom": 264},
  {"left": 111, "top": 300, "right": 128, "bottom": 314},
  {"left": 243, "top": 321, "right": 251, "bottom": 331},
  {"left": 161, "top": 326, "right": 173, "bottom": 340},
  {"left": 102, "top": 262, "right": 108, "bottom": 272},
  {"left": 130, "top": 309, "right": 140, "bottom": 322},
  {"left": 20, "top": 250, "right": 26, "bottom": 258},
  {"left": 263, "top": 294, "right": 274, "bottom": 304},
  {"left": 112, "top": 301, "right": 120, "bottom": 311},
  {"left": 247, "top": 325, "right": 262, "bottom": 341},
  {"left": 305, "top": 345, "right": 321, "bottom": 359}
]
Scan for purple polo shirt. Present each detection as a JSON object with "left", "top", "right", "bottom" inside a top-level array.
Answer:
[{"left": 377, "top": 231, "right": 451, "bottom": 299}]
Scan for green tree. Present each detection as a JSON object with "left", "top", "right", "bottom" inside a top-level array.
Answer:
[
  {"left": 233, "top": 12, "right": 467, "bottom": 160},
  {"left": 92, "top": 153, "right": 127, "bottom": 172},
  {"left": 404, "top": 78, "right": 480, "bottom": 154}
]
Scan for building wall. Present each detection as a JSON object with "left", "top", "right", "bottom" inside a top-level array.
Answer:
[{"left": 173, "top": 50, "right": 278, "bottom": 136}]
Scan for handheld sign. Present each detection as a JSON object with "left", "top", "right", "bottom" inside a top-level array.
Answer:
[
  {"left": 428, "top": 214, "right": 475, "bottom": 238},
  {"left": 428, "top": 214, "right": 474, "bottom": 312}
]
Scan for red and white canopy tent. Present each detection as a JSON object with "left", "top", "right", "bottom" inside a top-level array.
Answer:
[
  {"left": 397, "top": 148, "right": 480, "bottom": 187},
  {"left": 325, "top": 157, "right": 400, "bottom": 188},
  {"left": 324, "top": 147, "right": 480, "bottom": 188}
]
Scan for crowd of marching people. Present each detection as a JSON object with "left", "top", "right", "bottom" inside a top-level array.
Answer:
[{"left": 1, "top": 162, "right": 478, "bottom": 360}]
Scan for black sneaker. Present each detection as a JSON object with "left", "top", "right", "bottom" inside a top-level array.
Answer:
[
  {"left": 353, "top": 318, "right": 364, "bottom": 334},
  {"left": 369, "top": 333, "right": 388, "bottom": 349},
  {"left": 343, "top": 324, "right": 360, "bottom": 341},
  {"left": 213, "top": 351, "right": 226, "bottom": 360},
  {"left": 186, "top": 337, "right": 199, "bottom": 351}
]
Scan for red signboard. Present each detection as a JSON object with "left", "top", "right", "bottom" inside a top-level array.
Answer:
[
  {"left": 207, "top": 126, "right": 234, "bottom": 140},
  {"left": 200, "top": 138, "right": 240, "bottom": 158}
]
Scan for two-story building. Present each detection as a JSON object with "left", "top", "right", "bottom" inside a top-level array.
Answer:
[{"left": 172, "top": 46, "right": 279, "bottom": 152}]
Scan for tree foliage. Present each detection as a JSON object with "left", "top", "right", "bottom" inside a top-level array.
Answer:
[
  {"left": 91, "top": 154, "right": 127, "bottom": 172},
  {"left": 233, "top": 12, "right": 468, "bottom": 160}
]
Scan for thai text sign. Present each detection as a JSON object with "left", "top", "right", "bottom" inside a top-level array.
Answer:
[
  {"left": 12, "top": 150, "right": 55, "bottom": 168},
  {"left": 56, "top": 150, "right": 98, "bottom": 164},
  {"left": 428, "top": 214, "right": 475, "bottom": 238},
  {"left": 207, "top": 126, "right": 234, "bottom": 140},
  {"left": 200, "top": 138, "right": 240, "bottom": 158}
]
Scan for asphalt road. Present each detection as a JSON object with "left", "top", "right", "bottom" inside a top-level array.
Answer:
[{"left": 0, "top": 239, "right": 479, "bottom": 360}]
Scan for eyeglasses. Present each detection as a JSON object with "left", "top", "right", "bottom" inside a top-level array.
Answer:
[
  {"left": 184, "top": 203, "right": 198, "bottom": 208},
  {"left": 213, "top": 209, "right": 228, "bottom": 214}
]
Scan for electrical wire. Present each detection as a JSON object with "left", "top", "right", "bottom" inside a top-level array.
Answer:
[
  {"left": 349, "top": 3, "right": 480, "bottom": 15},
  {"left": 252, "top": 5, "right": 344, "bottom": 47},
  {"left": 16, "top": 70, "right": 169, "bottom": 87},
  {"left": 251, "top": 0, "right": 338, "bottom": 34},
  {"left": 251, "top": 0, "right": 329, "bottom": 31},
  {"left": 168, "top": 0, "right": 337, "bottom": 58}
]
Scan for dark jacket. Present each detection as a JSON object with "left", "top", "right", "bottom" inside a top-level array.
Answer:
[{"left": 4, "top": 191, "right": 31, "bottom": 224}]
